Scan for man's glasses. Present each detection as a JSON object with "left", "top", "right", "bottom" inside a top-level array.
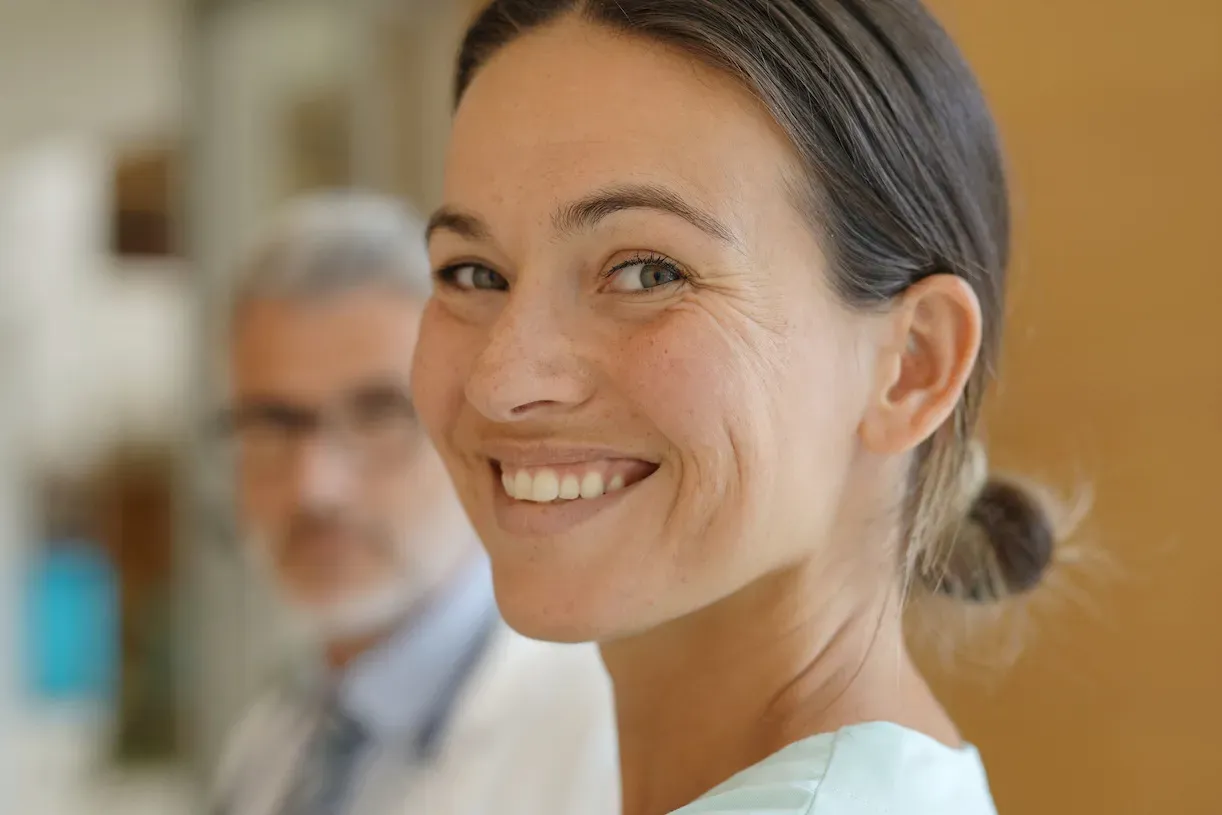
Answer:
[{"left": 216, "top": 385, "right": 423, "bottom": 475}]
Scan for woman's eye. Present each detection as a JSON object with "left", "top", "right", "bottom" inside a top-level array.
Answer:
[
  {"left": 606, "top": 259, "right": 685, "bottom": 293},
  {"left": 442, "top": 263, "right": 509, "bottom": 291}
]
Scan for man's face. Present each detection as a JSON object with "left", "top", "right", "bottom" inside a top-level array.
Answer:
[{"left": 228, "top": 287, "right": 474, "bottom": 637}]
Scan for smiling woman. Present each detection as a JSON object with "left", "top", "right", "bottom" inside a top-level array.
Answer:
[{"left": 411, "top": 1, "right": 1062, "bottom": 814}]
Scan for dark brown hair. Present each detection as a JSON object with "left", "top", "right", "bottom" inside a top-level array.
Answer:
[{"left": 454, "top": 0, "right": 1060, "bottom": 602}]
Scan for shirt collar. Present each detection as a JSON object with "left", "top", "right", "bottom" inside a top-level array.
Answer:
[{"left": 334, "top": 556, "right": 497, "bottom": 751}]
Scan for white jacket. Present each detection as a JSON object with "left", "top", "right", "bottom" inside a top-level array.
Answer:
[{"left": 212, "top": 628, "right": 619, "bottom": 815}]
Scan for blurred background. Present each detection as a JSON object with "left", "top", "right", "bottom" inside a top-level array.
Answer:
[{"left": 0, "top": 0, "right": 1217, "bottom": 813}]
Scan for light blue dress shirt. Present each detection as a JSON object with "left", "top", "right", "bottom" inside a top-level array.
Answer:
[
  {"left": 338, "top": 556, "right": 498, "bottom": 756},
  {"left": 672, "top": 722, "right": 998, "bottom": 815},
  {"left": 217, "top": 558, "right": 500, "bottom": 815}
]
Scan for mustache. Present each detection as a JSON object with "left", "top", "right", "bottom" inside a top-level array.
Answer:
[{"left": 276, "top": 511, "right": 392, "bottom": 554}]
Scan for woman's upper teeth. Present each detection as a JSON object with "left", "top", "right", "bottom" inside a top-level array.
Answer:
[{"left": 501, "top": 464, "right": 629, "bottom": 503}]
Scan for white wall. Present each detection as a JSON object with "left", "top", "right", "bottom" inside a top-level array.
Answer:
[
  {"left": 0, "top": 0, "right": 181, "bottom": 153},
  {"left": 0, "top": 3, "right": 187, "bottom": 811},
  {"left": 0, "top": 136, "right": 191, "bottom": 478},
  {"left": 0, "top": 0, "right": 187, "bottom": 471},
  {"left": 0, "top": 150, "right": 34, "bottom": 815}
]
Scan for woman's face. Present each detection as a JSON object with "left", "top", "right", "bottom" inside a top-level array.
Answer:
[{"left": 414, "top": 17, "right": 890, "bottom": 642}]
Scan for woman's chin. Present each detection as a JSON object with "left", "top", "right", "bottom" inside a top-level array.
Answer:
[
  {"left": 501, "top": 611, "right": 600, "bottom": 644},
  {"left": 489, "top": 566, "right": 630, "bottom": 645}
]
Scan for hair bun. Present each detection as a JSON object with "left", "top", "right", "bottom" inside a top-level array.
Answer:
[
  {"left": 925, "top": 472, "right": 1059, "bottom": 604},
  {"left": 968, "top": 479, "right": 1056, "bottom": 595}
]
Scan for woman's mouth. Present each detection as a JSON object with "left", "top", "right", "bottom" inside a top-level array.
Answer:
[
  {"left": 494, "top": 458, "right": 659, "bottom": 503},
  {"left": 478, "top": 444, "right": 662, "bottom": 536}
]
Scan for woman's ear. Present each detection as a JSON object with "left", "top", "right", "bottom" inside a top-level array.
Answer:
[{"left": 858, "top": 274, "right": 983, "bottom": 454}]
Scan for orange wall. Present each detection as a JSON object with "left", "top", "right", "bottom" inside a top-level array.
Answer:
[{"left": 925, "top": 1, "right": 1222, "bottom": 812}]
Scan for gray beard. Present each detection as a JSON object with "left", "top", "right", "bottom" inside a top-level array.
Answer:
[{"left": 244, "top": 529, "right": 426, "bottom": 642}]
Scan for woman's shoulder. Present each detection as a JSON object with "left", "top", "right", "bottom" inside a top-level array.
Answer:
[{"left": 671, "top": 722, "right": 998, "bottom": 815}]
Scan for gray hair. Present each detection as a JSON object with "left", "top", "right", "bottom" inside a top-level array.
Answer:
[{"left": 233, "top": 190, "right": 433, "bottom": 306}]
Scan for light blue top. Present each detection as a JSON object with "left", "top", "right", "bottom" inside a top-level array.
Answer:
[{"left": 672, "top": 722, "right": 998, "bottom": 815}]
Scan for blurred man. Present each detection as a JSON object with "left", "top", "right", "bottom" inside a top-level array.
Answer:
[{"left": 212, "top": 193, "right": 617, "bottom": 815}]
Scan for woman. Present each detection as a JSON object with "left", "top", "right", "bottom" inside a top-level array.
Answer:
[{"left": 413, "top": 1, "right": 1060, "bottom": 813}]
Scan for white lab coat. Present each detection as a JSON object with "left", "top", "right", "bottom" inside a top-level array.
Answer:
[{"left": 212, "top": 627, "right": 620, "bottom": 815}]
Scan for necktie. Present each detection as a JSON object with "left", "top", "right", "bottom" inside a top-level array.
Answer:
[{"left": 278, "top": 702, "right": 369, "bottom": 815}]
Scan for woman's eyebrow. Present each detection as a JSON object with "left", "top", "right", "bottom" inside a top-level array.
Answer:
[
  {"left": 426, "top": 208, "right": 490, "bottom": 243},
  {"left": 427, "top": 183, "right": 741, "bottom": 248},
  {"left": 554, "top": 183, "right": 739, "bottom": 246}
]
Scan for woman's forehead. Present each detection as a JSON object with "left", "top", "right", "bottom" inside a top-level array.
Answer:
[{"left": 444, "top": 18, "right": 797, "bottom": 223}]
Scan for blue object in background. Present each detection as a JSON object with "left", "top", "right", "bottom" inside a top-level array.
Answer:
[{"left": 21, "top": 539, "right": 118, "bottom": 702}]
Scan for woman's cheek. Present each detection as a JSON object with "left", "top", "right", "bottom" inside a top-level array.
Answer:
[
  {"left": 412, "top": 303, "right": 471, "bottom": 442},
  {"left": 613, "top": 309, "right": 774, "bottom": 482}
]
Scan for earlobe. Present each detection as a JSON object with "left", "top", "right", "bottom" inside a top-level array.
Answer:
[{"left": 858, "top": 275, "right": 983, "bottom": 455}]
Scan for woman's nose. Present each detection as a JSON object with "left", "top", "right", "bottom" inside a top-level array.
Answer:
[{"left": 464, "top": 296, "right": 593, "bottom": 423}]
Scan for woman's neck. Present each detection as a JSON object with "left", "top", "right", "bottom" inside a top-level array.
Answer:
[{"left": 601, "top": 561, "right": 957, "bottom": 815}]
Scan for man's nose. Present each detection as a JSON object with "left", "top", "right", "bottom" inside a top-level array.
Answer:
[{"left": 287, "top": 434, "right": 359, "bottom": 510}]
